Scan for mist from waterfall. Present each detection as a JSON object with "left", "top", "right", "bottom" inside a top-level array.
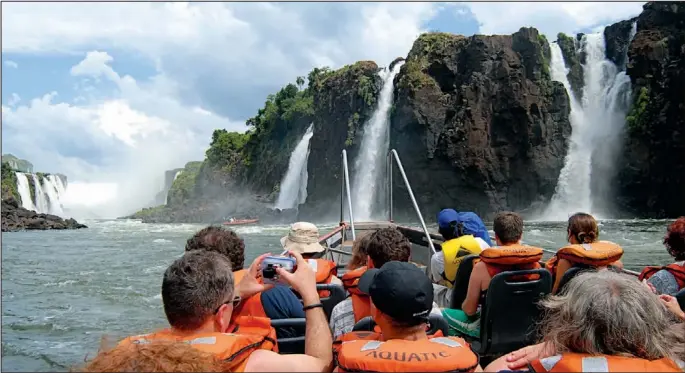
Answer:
[
  {"left": 352, "top": 61, "right": 404, "bottom": 221},
  {"left": 275, "top": 123, "right": 314, "bottom": 210},
  {"left": 543, "top": 27, "right": 635, "bottom": 220}
]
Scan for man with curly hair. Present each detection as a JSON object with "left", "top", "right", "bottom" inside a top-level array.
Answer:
[{"left": 186, "top": 226, "right": 305, "bottom": 338}]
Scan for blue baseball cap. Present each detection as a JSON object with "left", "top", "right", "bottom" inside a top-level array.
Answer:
[{"left": 437, "top": 209, "right": 459, "bottom": 229}]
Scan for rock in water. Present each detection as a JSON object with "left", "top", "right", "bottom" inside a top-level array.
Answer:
[
  {"left": 390, "top": 28, "right": 571, "bottom": 219},
  {"left": 1, "top": 197, "right": 87, "bottom": 232}
]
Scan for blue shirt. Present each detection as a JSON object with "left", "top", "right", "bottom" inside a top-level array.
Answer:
[{"left": 260, "top": 285, "right": 305, "bottom": 339}]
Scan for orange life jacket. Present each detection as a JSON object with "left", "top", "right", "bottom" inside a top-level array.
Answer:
[
  {"left": 530, "top": 352, "right": 683, "bottom": 372},
  {"left": 638, "top": 262, "right": 685, "bottom": 290},
  {"left": 546, "top": 241, "right": 624, "bottom": 282},
  {"left": 333, "top": 331, "right": 479, "bottom": 372},
  {"left": 119, "top": 316, "right": 278, "bottom": 372},
  {"left": 232, "top": 270, "right": 267, "bottom": 319},
  {"left": 308, "top": 259, "right": 338, "bottom": 297},
  {"left": 341, "top": 266, "right": 372, "bottom": 322},
  {"left": 479, "top": 245, "right": 544, "bottom": 281}
]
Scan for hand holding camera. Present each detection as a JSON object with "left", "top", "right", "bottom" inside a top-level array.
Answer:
[{"left": 271, "top": 251, "right": 319, "bottom": 304}]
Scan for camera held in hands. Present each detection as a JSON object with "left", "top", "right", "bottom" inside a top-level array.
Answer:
[{"left": 260, "top": 256, "right": 296, "bottom": 285}]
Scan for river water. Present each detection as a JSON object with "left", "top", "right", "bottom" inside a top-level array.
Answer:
[{"left": 1, "top": 218, "right": 674, "bottom": 371}]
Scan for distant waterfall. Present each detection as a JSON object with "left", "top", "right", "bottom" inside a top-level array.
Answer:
[
  {"left": 16, "top": 174, "right": 67, "bottom": 215},
  {"left": 164, "top": 170, "right": 183, "bottom": 205},
  {"left": 275, "top": 123, "right": 314, "bottom": 210},
  {"left": 352, "top": 61, "right": 404, "bottom": 221},
  {"left": 15, "top": 172, "right": 36, "bottom": 211},
  {"left": 543, "top": 27, "right": 635, "bottom": 220}
]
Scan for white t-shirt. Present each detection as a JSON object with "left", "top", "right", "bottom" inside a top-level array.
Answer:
[{"left": 430, "top": 237, "right": 490, "bottom": 283}]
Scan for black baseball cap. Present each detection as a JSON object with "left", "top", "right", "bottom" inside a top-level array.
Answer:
[{"left": 358, "top": 261, "right": 433, "bottom": 325}]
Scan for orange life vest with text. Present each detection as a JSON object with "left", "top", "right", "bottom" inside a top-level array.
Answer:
[
  {"left": 119, "top": 316, "right": 278, "bottom": 372},
  {"left": 479, "top": 245, "right": 544, "bottom": 281},
  {"left": 232, "top": 270, "right": 268, "bottom": 319},
  {"left": 546, "top": 241, "right": 624, "bottom": 283},
  {"left": 333, "top": 331, "right": 479, "bottom": 372},
  {"left": 341, "top": 266, "right": 372, "bottom": 322},
  {"left": 308, "top": 258, "right": 338, "bottom": 297},
  {"left": 530, "top": 352, "right": 683, "bottom": 372},
  {"left": 638, "top": 261, "right": 685, "bottom": 290}
]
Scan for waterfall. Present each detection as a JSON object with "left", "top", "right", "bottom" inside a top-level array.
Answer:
[
  {"left": 275, "top": 123, "right": 314, "bottom": 210},
  {"left": 352, "top": 61, "right": 404, "bottom": 221},
  {"left": 543, "top": 28, "right": 635, "bottom": 220},
  {"left": 43, "top": 175, "right": 64, "bottom": 215},
  {"left": 15, "top": 172, "right": 36, "bottom": 211},
  {"left": 31, "top": 175, "right": 49, "bottom": 214},
  {"left": 163, "top": 170, "right": 183, "bottom": 205}
]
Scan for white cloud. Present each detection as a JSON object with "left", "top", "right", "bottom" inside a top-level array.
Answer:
[
  {"left": 4, "top": 60, "right": 18, "bottom": 68},
  {"left": 7, "top": 93, "right": 21, "bottom": 106},
  {"left": 1, "top": 52, "right": 242, "bottom": 218},
  {"left": 464, "top": 2, "right": 644, "bottom": 39}
]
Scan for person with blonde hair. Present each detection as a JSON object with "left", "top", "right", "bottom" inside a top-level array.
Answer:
[
  {"left": 82, "top": 340, "right": 226, "bottom": 372},
  {"left": 485, "top": 270, "right": 685, "bottom": 372}
]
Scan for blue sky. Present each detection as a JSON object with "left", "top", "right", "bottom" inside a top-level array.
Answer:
[{"left": 1, "top": 2, "right": 644, "bottom": 217}]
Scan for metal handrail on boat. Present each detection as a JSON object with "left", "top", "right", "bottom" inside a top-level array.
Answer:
[
  {"left": 340, "top": 150, "right": 356, "bottom": 241},
  {"left": 387, "top": 149, "right": 437, "bottom": 257}
]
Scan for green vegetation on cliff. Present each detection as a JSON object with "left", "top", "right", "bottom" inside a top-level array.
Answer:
[
  {"left": 167, "top": 161, "right": 203, "bottom": 206},
  {"left": 2, "top": 154, "right": 33, "bottom": 173},
  {"left": 626, "top": 86, "right": 651, "bottom": 135},
  {"left": 1, "top": 162, "right": 19, "bottom": 202},
  {"left": 399, "top": 32, "right": 465, "bottom": 91}
]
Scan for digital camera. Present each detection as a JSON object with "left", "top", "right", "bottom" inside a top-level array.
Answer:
[{"left": 260, "top": 256, "right": 296, "bottom": 285}]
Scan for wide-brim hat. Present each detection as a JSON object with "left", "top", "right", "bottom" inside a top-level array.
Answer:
[{"left": 280, "top": 222, "right": 325, "bottom": 254}]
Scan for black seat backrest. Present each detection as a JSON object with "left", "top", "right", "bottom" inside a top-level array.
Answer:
[
  {"left": 352, "top": 314, "right": 449, "bottom": 337},
  {"left": 555, "top": 266, "right": 586, "bottom": 294},
  {"left": 449, "top": 255, "right": 479, "bottom": 309},
  {"left": 270, "top": 318, "right": 305, "bottom": 354},
  {"left": 676, "top": 288, "right": 685, "bottom": 312},
  {"left": 477, "top": 269, "right": 552, "bottom": 356},
  {"left": 291, "top": 283, "right": 346, "bottom": 320}
]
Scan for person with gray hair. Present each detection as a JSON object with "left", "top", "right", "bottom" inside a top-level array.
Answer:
[
  {"left": 118, "top": 250, "right": 334, "bottom": 372},
  {"left": 485, "top": 270, "right": 685, "bottom": 372}
]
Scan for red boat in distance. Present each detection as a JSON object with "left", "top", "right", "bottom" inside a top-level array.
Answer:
[{"left": 222, "top": 218, "right": 259, "bottom": 226}]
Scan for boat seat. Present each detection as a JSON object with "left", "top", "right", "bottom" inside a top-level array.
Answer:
[
  {"left": 449, "top": 255, "right": 479, "bottom": 309},
  {"left": 351, "top": 314, "right": 449, "bottom": 337},
  {"left": 270, "top": 318, "right": 305, "bottom": 355},
  {"left": 468, "top": 268, "right": 552, "bottom": 357},
  {"left": 556, "top": 264, "right": 621, "bottom": 294},
  {"left": 291, "top": 283, "right": 346, "bottom": 320},
  {"left": 676, "top": 288, "right": 685, "bottom": 311}
]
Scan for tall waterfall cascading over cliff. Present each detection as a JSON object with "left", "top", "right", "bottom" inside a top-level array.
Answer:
[
  {"left": 275, "top": 123, "right": 314, "bottom": 210},
  {"left": 163, "top": 170, "right": 183, "bottom": 206},
  {"left": 15, "top": 172, "right": 36, "bottom": 211},
  {"left": 544, "top": 28, "right": 635, "bottom": 220},
  {"left": 352, "top": 61, "right": 404, "bottom": 221},
  {"left": 15, "top": 174, "right": 67, "bottom": 215}
]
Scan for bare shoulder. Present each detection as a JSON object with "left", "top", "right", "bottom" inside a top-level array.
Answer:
[{"left": 245, "top": 350, "right": 332, "bottom": 373}]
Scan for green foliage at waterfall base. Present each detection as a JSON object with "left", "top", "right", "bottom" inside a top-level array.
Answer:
[
  {"left": 626, "top": 87, "right": 651, "bottom": 135},
  {"left": 1, "top": 162, "right": 20, "bottom": 202},
  {"left": 130, "top": 204, "right": 168, "bottom": 219}
]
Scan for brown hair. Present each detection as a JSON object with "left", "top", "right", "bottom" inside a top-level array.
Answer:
[
  {"left": 81, "top": 339, "right": 226, "bottom": 372},
  {"left": 366, "top": 228, "right": 411, "bottom": 268},
  {"left": 162, "top": 251, "right": 234, "bottom": 331},
  {"left": 664, "top": 217, "right": 685, "bottom": 261},
  {"left": 186, "top": 225, "right": 245, "bottom": 270},
  {"left": 567, "top": 212, "right": 599, "bottom": 244},
  {"left": 348, "top": 234, "right": 372, "bottom": 270},
  {"left": 493, "top": 211, "right": 523, "bottom": 244}
]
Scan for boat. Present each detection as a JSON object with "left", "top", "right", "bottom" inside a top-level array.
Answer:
[{"left": 222, "top": 218, "right": 259, "bottom": 226}]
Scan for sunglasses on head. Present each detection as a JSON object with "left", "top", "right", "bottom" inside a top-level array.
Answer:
[{"left": 214, "top": 295, "right": 241, "bottom": 314}]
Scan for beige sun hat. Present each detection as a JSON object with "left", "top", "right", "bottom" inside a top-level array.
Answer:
[{"left": 280, "top": 222, "right": 325, "bottom": 254}]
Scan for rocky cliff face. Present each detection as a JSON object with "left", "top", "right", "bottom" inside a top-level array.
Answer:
[
  {"left": 617, "top": 2, "right": 685, "bottom": 217},
  {"left": 556, "top": 33, "right": 584, "bottom": 101},
  {"left": 300, "top": 61, "right": 383, "bottom": 220},
  {"left": 389, "top": 29, "right": 571, "bottom": 219}
]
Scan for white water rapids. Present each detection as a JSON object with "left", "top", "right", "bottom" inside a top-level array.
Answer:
[
  {"left": 352, "top": 61, "right": 404, "bottom": 221},
  {"left": 543, "top": 27, "right": 635, "bottom": 220},
  {"left": 275, "top": 123, "right": 314, "bottom": 210}
]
